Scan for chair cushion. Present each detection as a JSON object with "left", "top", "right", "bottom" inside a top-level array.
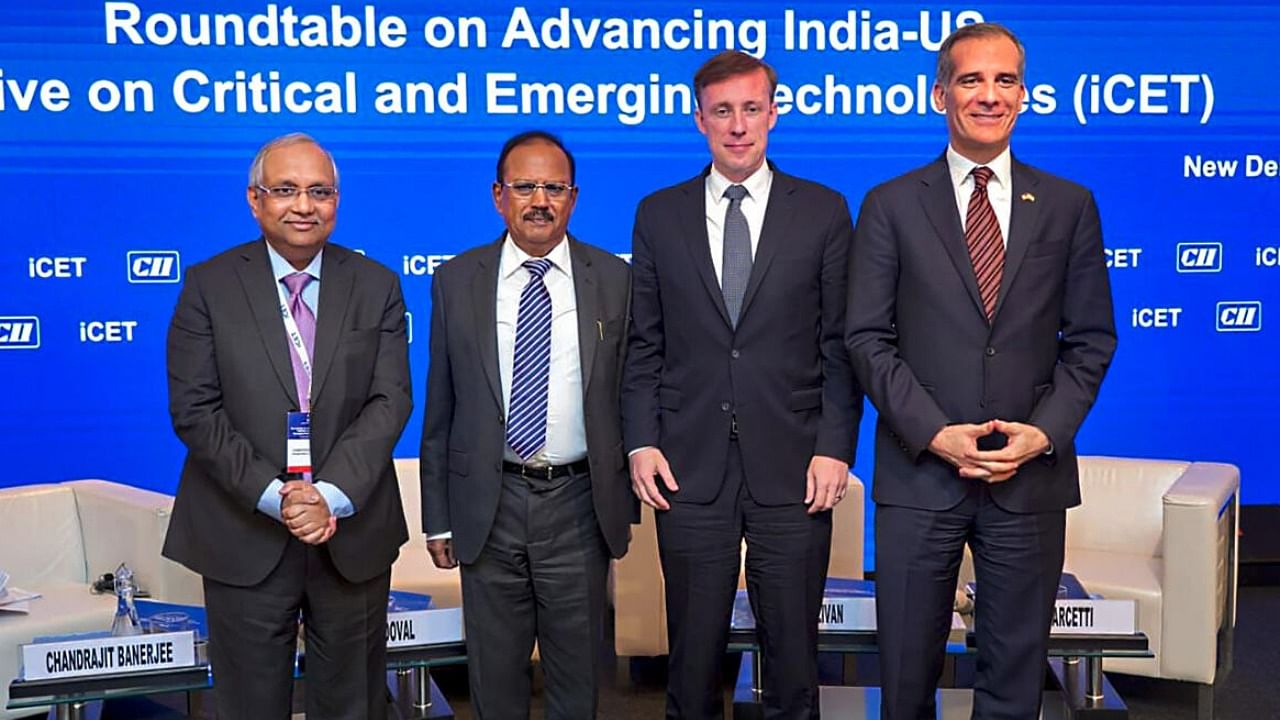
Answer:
[
  {"left": 0, "top": 486, "right": 86, "bottom": 587},
  {"left": 1062, "top": 548, "right": 1162, "bottom": 678}
]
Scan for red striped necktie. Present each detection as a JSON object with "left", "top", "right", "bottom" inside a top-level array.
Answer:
[{"left": 965, "top": 166, "right": 1004, "bottom": 321}]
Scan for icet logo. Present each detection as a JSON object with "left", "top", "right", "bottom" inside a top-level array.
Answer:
[
  {"left": 1176, "top": 242, "right": 1222, "bottom": 273},
  {"left": 1215, "top": 301, "right": 1261, "bottom": 332},
  {"left": 127, "top": 251, "right": 181, "bottom": 283},
  {"left": 0, "top": 316, "right": 41, "bottom": 349}
]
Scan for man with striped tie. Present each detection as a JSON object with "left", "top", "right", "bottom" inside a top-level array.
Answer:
[
  {"left": 419, "top": 131, "right": 634, "bottom": 719},
  {"left": 846, "top": 23, "right": 1117, "bottom": 718}
]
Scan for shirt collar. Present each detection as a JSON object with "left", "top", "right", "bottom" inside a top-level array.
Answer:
[
  {"left": 707, "top": 159, "right": 773, "bottom": 203},
  {"left": 946, "top": 145, "right": 1012, "bottom": 192},
  {"left": 500, "top": 234, "right": 572, "bottom": 280},
  {"left": 265, "top": 241, "right": 323, "bottom": 282}
]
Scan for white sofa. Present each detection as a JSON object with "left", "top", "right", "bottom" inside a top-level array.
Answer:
[
  {"left": 0, "top": 480, "right": 202, "bottom": 719},
  {"left": 389, "top": 458, "right": 462, "bottom": 609}
]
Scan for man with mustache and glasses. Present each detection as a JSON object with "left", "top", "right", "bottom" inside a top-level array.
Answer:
[
  {"left": 847, "top": 23, "right": 1116, "bottom": 718},
  {"left": 164, "top": 133, "right": 413, "bottom": 719},
  {"left": 420, "top": 131, "right": 634, "bottom": 718}
]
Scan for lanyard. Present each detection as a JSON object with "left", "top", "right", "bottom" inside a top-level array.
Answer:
[{"left": 276, "top": 278, "right": 313, "bottom": 406}]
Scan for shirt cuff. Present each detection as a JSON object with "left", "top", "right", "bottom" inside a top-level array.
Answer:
[
  {"left": 313, "top": 481, "right": 355, "bottom": 519},
  {"left": 257, "top": 478, "right": 285, "bottom": 522},
  {"left": 627, "top": 446, "right": 656, "bottom": 457},
  {"left": 426, "top": 532, "right": 453, "bottom": 541}
]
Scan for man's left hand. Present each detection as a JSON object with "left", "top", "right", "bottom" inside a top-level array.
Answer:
[
  {"left": 280, "top": 480, "right": 337, "bottom": 544},
  {"left": 966, "top": 420, "right": 1051, "bottom": 483},
  {"left": 805, "top": 455, "right": 850, "bottom": 514}
]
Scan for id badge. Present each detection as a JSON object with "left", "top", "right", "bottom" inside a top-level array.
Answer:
[{"left": 286, "top": 411, "right": 312, "bottom": 474}]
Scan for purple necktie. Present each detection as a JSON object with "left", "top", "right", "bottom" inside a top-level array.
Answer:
[{"left": 281, "top": 272, "right": 316, "bottom": 411}]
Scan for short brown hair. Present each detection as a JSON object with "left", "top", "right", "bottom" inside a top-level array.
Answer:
[
  {"left": 935, "top": 23, "right": 1026, "bottom": 87},
  {"left": 693, "top": 51, "right": 778, "bottom": 106}
]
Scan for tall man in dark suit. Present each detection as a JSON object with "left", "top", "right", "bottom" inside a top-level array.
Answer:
[
  {"left": 420, "top": 131, "right": 633, "bottom": 719},
  {"left": 164, "top": 133, "right": 413, "bottom": 719},
  {"left": 846, "top": 23, "right": 1117, "bottom": 719},
  {"left": 623, "top": 51, "right": 860, "bottom": 719}
]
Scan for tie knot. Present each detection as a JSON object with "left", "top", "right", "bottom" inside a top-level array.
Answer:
[
  {"left": 282, "top": 272, "right": 312, "bottom": 297},
  {"left": 523, "top": 258, "right": 553, "bottom": 280},
  {"left": 971, "top": 166, "right": 994, "bottom": 190},
  {"left": 723, "top": 184, "right": 748, "bottom": 203}
]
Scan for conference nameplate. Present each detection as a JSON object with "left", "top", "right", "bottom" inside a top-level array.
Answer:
[
  {"left": 1049, "top": 599, "right": 1136, "bottom": 635},
  {"left": 817, "top": 596, "right": 877, "bottom": 631},
  {"left": 21, "top": 631, "right": 196, "bottom": 681},
  {"left": 386, "top": 607, "right": 464, "bottom": 648}
]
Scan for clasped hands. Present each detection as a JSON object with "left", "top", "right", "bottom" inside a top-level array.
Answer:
[
  {"left": 279, "top": 480, "right": 337, "bottom": 545},
  {"left": 928, "top": 420, "right": 1050, "bottom": 483},
  {"left": 629, "top": 448, "right": 849, "bottom": 514}
]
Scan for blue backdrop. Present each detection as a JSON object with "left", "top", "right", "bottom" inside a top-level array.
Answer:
[{"left": 2, "top": 1, "right": 1277, "bottom": 528}]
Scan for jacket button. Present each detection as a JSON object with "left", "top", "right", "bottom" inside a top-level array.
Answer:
[
  {"left": 985, "top": 346, "right": 996, "bottom": 357},
  {"left": 720, "top": 402, "right": 731, "bottom": 412},
  {"left": 731, "top": 349, "right": 740, "bottom": 359}
]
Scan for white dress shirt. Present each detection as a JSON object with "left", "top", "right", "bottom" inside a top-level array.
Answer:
[
  {"left": 705, "top": 161, "right": 774, "bottom": 285},
  {"left": 496, "top": 235, "right": 587, "bottom": 465},
  {"left": 946, "top": 145, "right": 1013, "bottom": 248}
]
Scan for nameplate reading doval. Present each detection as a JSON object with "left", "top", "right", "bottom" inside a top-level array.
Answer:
[
  {"left": 386, "top": 607, "right": 465, "bottom": 649},
  {"left": 22, "top": 631, "right": 196, "bottom": 681},
  {"left": 1049, "top": 599, "right": 1136, "bottom": 635}
]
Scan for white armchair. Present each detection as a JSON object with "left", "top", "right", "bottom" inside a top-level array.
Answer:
[
  {"left": 0, "top": 480, "right": 202, "bottom": 719},
  {"left": 1063, "top": 456, "right": 1238, "bottom": 719}
]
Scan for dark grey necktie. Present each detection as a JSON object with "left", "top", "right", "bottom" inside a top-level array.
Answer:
[{"left": 721, "top": 184, "right": 751, "bottom": 327}]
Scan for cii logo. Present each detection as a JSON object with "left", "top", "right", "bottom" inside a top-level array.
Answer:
[
  {"left": 1176, "top": 242, "right": 1222, "bottom": 273},
  {"left": 1216, "top": 301, "right": 1262, "bottom": 332},
  {"left": 0, "top": 316, "right": 41, "bottom": 349},
  {"left": 127, "top": 251, "right": 181, "bottom": 283}
]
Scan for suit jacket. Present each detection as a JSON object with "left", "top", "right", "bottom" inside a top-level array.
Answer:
[
  {"left": 163, "top": 240, "right": 413, "bottom": 586},
  {"left": 622, "top": 164, "right": 861, "bottom": 505},
  {"left": 419, "top": 235, "right": 634, "bottom": 565},
  {"left": 846, "top": 154, "right": 1117, "bottom": 513}
]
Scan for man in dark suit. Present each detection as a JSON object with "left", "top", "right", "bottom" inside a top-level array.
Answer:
[
  {"left": 164, "top": 133, "right": 413, "bottom": 719},
  {"left": 623, "top": 51, "right": 860, "bottom": 719},
  {"left": 846, "top": 23, "right": 1117, "bottom": 719},
  {"left": 419, "top": 131, "right": 633, "bottom": 719}
]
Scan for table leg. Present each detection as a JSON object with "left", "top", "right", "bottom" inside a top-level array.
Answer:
[
  {"left": 751, "top": 650, "right": 762, "bottom": 702},
  {"left": 1084, "top": 657, "right": 1105, "bottom": 701},
  {"left": 413, "top": 667, "right": 433, "bottom": 711}
]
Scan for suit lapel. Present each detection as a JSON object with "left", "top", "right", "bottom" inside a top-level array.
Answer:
[
  {"left": 991, "top": 159, "right": 1042, "bottom": 322},
  {"left": 739, "top": 166, "right": 794, "bottom": 321},
  {"left": 234, "top": 241, "right": 301, "bottom": 408},
  {"left": 918, "top": 157, "right": 987, "bottom": 321},
  {"left": 308, "top": 246, "right": 354, "bottom": 406},
  {"left": 678, "top": 173, "right": 734, "bottom": 327},
  {"left": 471, "top": 237, "right": 505, "bottom": 408},
  {"left": 568, "top": 237, "right": 600, "bottom": 396}
]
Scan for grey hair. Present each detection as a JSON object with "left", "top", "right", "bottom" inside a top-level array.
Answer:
[
  {"left": 247, "top": 133, "right": 340, "bottom": 188},
  {"left": 935, "top": 22, "right": 1026, "bottom": 88}
]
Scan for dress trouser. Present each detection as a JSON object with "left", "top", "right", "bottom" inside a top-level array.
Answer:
[
  {"left": 203, "top": 537, "right": 392, "bottom": 720},
  {"left": 461, "top": 466, "right": 610, "bottom": 720},
  {"left": 656, "top": 440, "right": 833, "bottom": 720},
  {"left": 875, "top": 481, "right": 1066, "bottom": 720}
]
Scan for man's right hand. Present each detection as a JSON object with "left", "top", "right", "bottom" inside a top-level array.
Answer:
[
  {"left": 928, "top": 422, "right": 1009, "bottom": 482},
  {"left": 427, "top": 538, "right": 458, "bottom": 569},
  {"left": 629, "top": 447, "right": 679, "bottom": 511}
]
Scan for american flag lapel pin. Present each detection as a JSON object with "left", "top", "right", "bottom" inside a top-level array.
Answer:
[{"left": 1021, "top": 192, "right": 1036, "bottom": 203}]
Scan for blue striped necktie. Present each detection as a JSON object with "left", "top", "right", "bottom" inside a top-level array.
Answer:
[{"left": 506, "top": 258, "right": 554, "bottom": 460}]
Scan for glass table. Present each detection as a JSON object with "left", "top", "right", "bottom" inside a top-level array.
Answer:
[
  {"left": 728, "top": 578, "right": 1152, "bottom": 720},
  {"left": 8, "top": 593, "right": 468, "bottom": 720}
]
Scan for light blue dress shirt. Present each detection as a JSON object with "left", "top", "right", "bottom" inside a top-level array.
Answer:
[{"left": 255, "top": 242, "right": 355, "bottom": 522}]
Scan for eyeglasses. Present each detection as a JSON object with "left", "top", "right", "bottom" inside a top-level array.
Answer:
[
  {"left": 255, "top": 185, "right": 339, "bottom": 202},
  {"left": 500, "top": 181, "right": 575, "bottom": 199}
]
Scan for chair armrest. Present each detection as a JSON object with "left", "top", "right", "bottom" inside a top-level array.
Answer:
[
  {"left": 64, "top": 480, "right": 204, "bottom": 606},
  {"left": 830, "top": 473, "right": 865, "bottom": 580},
  {"left": 613, "top": 505, "right": 667, "bottom": 657},
  {"left": 1160, "top": 462, "right": 1239, "bottom": 682}
]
